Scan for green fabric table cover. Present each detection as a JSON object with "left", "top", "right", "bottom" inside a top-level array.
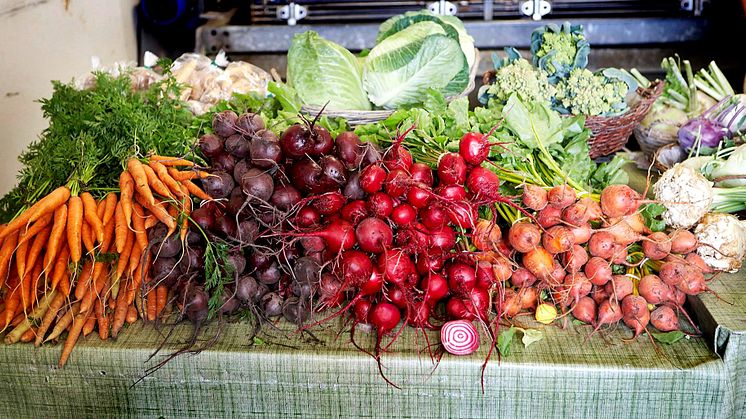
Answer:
[{"left": 0, "top": 168, "right": 744, "bottom": 418}]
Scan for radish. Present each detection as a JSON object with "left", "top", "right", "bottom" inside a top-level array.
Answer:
[
  {"left": 355, "top": 217, "right": 393, "bottom": 254},
  {"left": 547, "top": 185, "right": 576, "bottom": 209},
  {"left": 523, "top": 184, "right": 548, "bottom": 210},
  {"left": 437, "top": 153, "right": 467, "bottom": 185},
  {"left": 441, "top": 320, "right": 480, "bottom": 356},
  {"left": 621, "top": 295, "right": 650, "bottom": 338},
  {"left": 600, "top": 185, "right": 640, "bottom": 218},
  {"left": 650, "top": 306, "right": 679, "bottom": 332},
  {"left": 572, "top": 296, "right": 597, "bottom": 324},
  {"left": 584, "top": 257, "right": 612, "bottom": 286}
]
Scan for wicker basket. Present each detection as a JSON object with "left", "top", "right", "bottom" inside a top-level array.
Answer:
[
  {"left": 481, "top": 71, "right": 664, "bottom": 159},
  {"left": 634, "top": 123, "right": 678, "bottom": 158},
  {"left": 301, "top": 49, "right": 480, "bottom": 126}
]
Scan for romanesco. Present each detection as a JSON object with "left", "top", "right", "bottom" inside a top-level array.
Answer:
[
  {"left": 531, "top": 22, "right": 590, "bottom": 81},
  {"left": 484, "top": 58, "right": 556, "bottom": 107},
  {"left": 554, "top": 68, "right": 627, "bottom": 116}
]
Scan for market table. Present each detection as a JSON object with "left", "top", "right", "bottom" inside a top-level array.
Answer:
[{"left": 1, "top": 171, "right": 744, "bottom": 419}]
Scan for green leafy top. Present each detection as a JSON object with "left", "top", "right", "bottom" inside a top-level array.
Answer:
[{"left": 530, "top": 22, "right": 590, "bottom": 83}]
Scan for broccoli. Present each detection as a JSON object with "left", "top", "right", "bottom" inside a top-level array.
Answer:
[
  {"left": 478, "top": 48, "right": 555, "bottom": 107},
  {"left": 554, "top": 68, "right": 628, "bottom": 116},
  {"left": 531, "top": 22, "right": 590, "bottom": 82}
]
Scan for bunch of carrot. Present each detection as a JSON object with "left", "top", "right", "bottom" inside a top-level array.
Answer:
[{"left": 0, "top": 155, "right": 211, "bottom": 367}]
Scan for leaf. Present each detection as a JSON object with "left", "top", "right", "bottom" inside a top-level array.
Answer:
[
  {"left": 497, "top": 326, "right": 517, "bottom": 356},
  {"left": 572, "top": 318, "right": 586, "bottom": 326},
  {"left": 651, "top": 330, "right": 686, "bottom": 345},
  {"left": 641, "top": 203, "right": 668, "bottom": 232},
  {"left": 503, "top": 94, "right": 563, "bottom": 150},
  {"left": 422, "top": 88, "right": 447, "bottom": 112},
  {"left": 521, "top": 329, "right": 544, "bottom": 348}
]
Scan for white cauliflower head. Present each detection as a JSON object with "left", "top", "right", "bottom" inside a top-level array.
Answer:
[
  {"left": 653, "top": 163, "right": 713, "bottom": 229},
  {"left": 695, "top": 213, "right": 746, "bottom": 272}
]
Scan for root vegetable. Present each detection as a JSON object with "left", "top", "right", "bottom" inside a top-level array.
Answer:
[
  {"left": 547, "top": 185, "right": 576, "bottom": 209},
  {"left": 508, "top": 222, "right": 541, "bottom": 253},
  {"left": 643, "top": 231, "right": 672, "bottom": 260},
  {"left": 621, "top": 295, "right": 650, "bottom": 338},
  {"left": 600, "top": 185, "right": 640, "bottom": 218},
  {"left": 670, "top": 230, "right": 698, "bottom": 254},
  {"left": 542, "top": 226, "right": 574, "bottom": 254},
  {"left": 605, "top": 275, "right": 634, "bottom": 301},
  {"left": 572, "top": 296, "right": 597, "bottom": 324},
  {"left": 650, "top": 306, "right": 679, "bottom": 332},
  {"left": 355, "top": 217, "right": 394, "bottom": 254},
  {"left": 523, "top": 184, "right": 548, "bottom": 211}
]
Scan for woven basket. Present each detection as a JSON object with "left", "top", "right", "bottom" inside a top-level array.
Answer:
[
  {"left": 634, "top": 123, "right": 678, "bottom": 158},
  {"left": 480, "top": 72, "right": 664, "bottom": 159},
  {"left": 301, "top": 49, "right": 480, "bottom": 126}
]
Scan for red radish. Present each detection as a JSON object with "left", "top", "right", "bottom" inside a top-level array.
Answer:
[
  {"left": 367, "top": 192, "right": 394, "bottom": 218},
  {"left": 523, "top": 184, "right": 548, "bottom": 210},
  {"left": 600, "top": 185, "right": 640, "bottom": 218},
  {"left": 406, "top": 186, "right": 431, "bottom": 208},
  {"left": 353, "top": 299, "right": 372, "bottom": 323},
  {"left": 391, "top": 203, "right": 417, "bottom": 226},
  {"left": 579, "top": 197, "right": 603, "bottom": 221},
  {"left": 311, "top": 191, "right": 346, "bottom": 215},
  {"left": 340, "top": 250, "right": 374, "bottom": 286},
  {"left": 420, "top": 205, "right": 448, "bottom": 229},
  {"left": 296, "top": 206, "right": 321, "bottom": 228},
  {"left": 378, "top": 250, "right": 415, "bottom": 285},
  {"left": 537, "top": 206, "right": 562, "bottom": 228},
  {"left": 459, "top": 131, "right": 493, "bottom": 166},
  {"left": 621, "top": 295, "right": 650, "bottom": 338},
  {"left": 341, "top": 200, "right": 369, "bottom": 224},
  {"left": 472, "top": 219, "right": 502, "bottom": 251},
  {"left": 523, "top": 247, "right": 554, "bottom": 280},
  {"left": 518, "top": 287, "right": 538, "bottom": 310},
  {"left": 596, "top": 299, "right": 624, "bottom": 325},
  {"left": 659, "top": 261, "right": 687, "bottom": 286},
  {"left": 429, "top": 226, "right": 457, "bottom": 251},
  {"left": 438, "top": 153, "right": 467, "bottom": 185},
  {"left": 447, "top": 262, "right": 477, "bottom": 295},
  {"left": 572, "top": 296, "right": 597, "bottom": 324},
  {"left": 511, "top": 267, "right": 537, "bottom": 288},
  {"left": 359, "top": 165, "right": 386, "bottom": 194},
  {"left": 588, "top": 231, "right": 615, "bottom": 259},
  {"left": 642, "top": 231, "right": 672, "bottom": 260},
  {"left": 569, "top": 223, "right": 592, "bottom": 244},
  {"left": 384, "top": 169, "right": 410, "bottom": 198},
  {"left": 360, "top": 270, "right": 384, "bottom": 296},
  {"left": 410, "top": 163, "right": 434, "bottom": 186},
  {"left": 437, "top": 184, "right": 467, "bottom": 201},
  {"left": 650, "top": 306, "right": 679, "bottom": 331},
  {"left": 638, "top": 274, "right": 668, "bottom": 304},
  {"left": 562, "top": 245, "right": 588, "bottom": 273},
  {"left": 562, "top": 201, "right": 591, "bottom": 226},
  {"left": 441, "top": 320, "right": 480, "bottom": 355},
  {"left": 584, "top": 257, "right": 612, "bottom": 286},
  {"left": 421, "top": 273, "right": 449, "bottom": 304},
  {"left": 547, "top": 185, "right": 576, "bottom": 209},
  {"left": 542, "top": 225, "right": 574, "bottom": 254},
  {"left": 671, "top": 230, "right": 698, "bottom": 254},
  {"left": 475, "top": 260, "right": 497, "bottom": 289},
  {"left": 508, "top": 222, "right": 541, "bottom": 253},
  {"left": 446, "top": 298, "right": 476, "bottom": 321},
  {"left": 497, "top": 289, "right": 521, "bottom": 318},
  {"left": 464, "top": 287, "right": 491, "bottom": 320},
  {"left": 605, "top": 275, "right": 633, "bottom": 301},
  {"left": 491, "top": 256, "right": 513, "bottom": 282},
  {"left": 355, "top": 217, "right": 393, "bottom": 254}
]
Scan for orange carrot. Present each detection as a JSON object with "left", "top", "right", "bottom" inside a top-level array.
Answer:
[
  {"left": 58, "top": 309, "right": 90, "bottom": 367},
  {"left": 155, "top": 284, "right": 168, "bottom": 317},
  {"left": 20, "top": 328, "right": 35, "bottom": 343},
  {"left": 19, "top": 267, "right": 35, "bottom": 312},
  {"left": 44, "top": 303, "right": 78, "bottom": 343},
  {"left": 80, "top": 192, "right": 104, "bottom": 244},
  {"left": 181, "top": 179, "right": 212, "bottom": 201},
  {"left": 120, "top": 171, "right": 135, "bottom": 227},
  {"left": 82, "top": 312, "right": 96, "bottom": 337},
  {"left": 146, "top": 287, "right": 157, "bottom": 322},
  {"left": 115, "top": 229, "right": 134, "bottom": 283},
  {"left": 81, "top": 221, "right": 95, "bottom": 254},
  {"left": 150, "top": 160, "right": 185, "bottom": 198},
  {"left": 74, "top": 261, "right": 94, "bottom": 301},
  {"left": 127, "top": 255, "right": 149, "bottom": 305},
  {"left": 102, "top": 193, "right": 118, "bottom": 226},
  {"left": 67, "top": 195, "right": 83, "bottom": 264},
  {"left": 114, "top": 202, "right": 127, "bottom": 253},
  {"left": 166, "top": 204, "right": 179, "bottom": 237},
  {"left": 100, "top": 206, "right": 116, "bottom": 253},
  {"left": 16, "top": 212, "right": 53, "bottom": 246},
  {"left": 57, "top": 274, "right": 71, "bottom": 299},
  {"left": 111, "top": 278, "right": 129, "bottom": 338},
  {"left": 79, "top": 262, "right": 107, "bottom": 313},
  {"left": 144, "top": 214, "right": 158, "bottom": 229},
  {"left": 150, "top": 155, "right": 195, "bottom": 167},
  {"left": 43, "top": 203, "right": 67, "bottom": 277},
  {"left": 128, "top": 242, "right": 143, "bottom": 277},
  {"left": 168, "top": 167, "right": 211, "bottom": 181},
  {"left": 2, "top": 280, "right": 21, "bottom": 330},
  {"left": 0, "top": 231, "right": 19, "bottom": 289},
  {"left": 50, "top": 246, "right": 70, "bottom": 292},
  {"left": 127, "top": 158, "right": 155, "bottom": 206},
  {"left": 126, "top": 304, "right": 138, "bottom": 324},
  {"left": 142, "top": 164, "right": 173, "bottom": 198},
  {"left": 134, "top": 194, "right": 176, "bottom": 232},
  {"left": 35, "top": 291, "right": 66, "bottom": 346},
  {"left": 180, "top": 185, "right": 192, "bottom": 244},
  {"left": 131, "top": 203, "right": 148, "bottom": 251},
  {"left": 96, "top": 298, "right": 109, "bottom": 340},
  {"left": 28, "top": 259, "right": 43, "bottom": 307},
  {"left": 15, "top": 239, "right": 28, "bottom": 283},
  {"left": 25, "top": 226, "right": 51, "bottom": 278},
  {"left": 0, "top": 186, "right": 70, "bottom": 241}
]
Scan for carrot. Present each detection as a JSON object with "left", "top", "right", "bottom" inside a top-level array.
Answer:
[
  {"left": 166, "top": 204, "right": 179, "bottom": 237},
  {"left": 67, "top": 195, "right": 83, "bottom": 264},
  {"left": 126, "top": 304, "right": 138, "bottom": 324},
  {"left": 80, "top": 192, "right": 104, "bottom": 244},
  {"left": 100, "top": 206, "right": 116, "bottom": 253},
  {"left": 127, "top": 254, "right": 150, "bottom": 305},
  {"left": 128, "top": 242, "right": 143, "bottom": 277},
  {"left": 59, "top": 309, "right": 91, "bottom": 367},
  {"left": 81, "top": 221, "right": 95, "bottom": 254},
  {"left": 50, "top": 246, "right": 70, "bottom": 292},
  {"left": 120, "top": 171, "right": 135, "bottom": 227},
  {"left": 28, "top": 259, "right": 43, "bottom": 308},
  {"left": 25, "top": 226, "right": 51, "bottom": 278},
  {"left": 134, "top": 288, "right": 146, "bottom": 321},
  {"left": 150, "top": 160, "right": 185, "bottom": 198},
  {"left": 134, "top": 194, "right": 176, "bottom": 232},
  {"left": 181, "top": 179, "right": 212, "bottom": 201},
  {"left": 6, "top": 290, "right": 56, "bottom": 344},
  {"left": 127, "top": 158, "right": 155, "bottom": 206},
  {"left": 115, "top": 229, "right": 134, "bottom": 283},
  {"left": 0, "top": 231, "right": 19, "bottom": 289},
  {"left": 155, "top": 284, "right": 168, "bottom": 317},
  {"left": 15, "top": 239, "right": 28, "bottom": 285},
  {"left": 111, "top": 278, "right": 129, "bottom": 338},
  {"left": 144, "top": 214, "right": 158, "bottom": 229},
  {"left": 102, "top": 193, "right": 118, "bottom": 226},
  {"left": 1, "top": 286, "right": 20, "bottom": 330},
  {"left": 150, "top": 155, "right": 195, "bottom": 167},
  {"left": 168, "top": 167, "right": 211, "bottom": 181},
  {"left": 114, "top": 202, "right": 127, "bottom": 253},
  {"left": 74, "top": 261, "right": 94, "bottom": 301},
  {"left": 131, "top": 204, "right": 148, "bottom": 251},
  {"left": 79, "top": 261, "right": 107, "bottom": 313},
  {"left": 35, "top": 291, "right": 66, "bottom": 346},
  {"left": 82, "top": 313, "right": 96, "bottom": 337},
  {"left": 142, "top": 164, "right": 173, "bottom": 199},
  {"left": 179, "top": 184, "right": 192, "bottom": 243},
  {"left": 43, "top": 204, "right": 67, "bottom": 277},
  {"left": 146, "top": 287, "right": 157, "bottom": 322},
  {"left": 0, "top": 186, "right": 70, "bottom": 241},
  {"left": 19, "top": 267, "right": 35, "bottom": 312},
  {"left": 57, "top": 274, "right": 71, "bottom": 299},
  {"left": 17, "top": 212, "right": 53, "bottom": 246},
  {"left": 96, "top": 298, "right": 109, "bottom": 340},
  {"left": 44, "top": 303, "right": 78, "bottom": 343},
  {"left": 20, "top": 328, "right": 35, "bottom": 343}
]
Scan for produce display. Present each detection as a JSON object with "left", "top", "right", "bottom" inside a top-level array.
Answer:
[{"left": 0, "top": 15, "right": 743, "bottom": 388}]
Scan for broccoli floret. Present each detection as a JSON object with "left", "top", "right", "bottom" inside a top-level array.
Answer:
[
  {"left": 531, "top": 22, "right": 590, "bottom": 82},
  {"left": 484, "top": 58, "right": 556, "bottom": 107},
  {"left": 554, "top": 68, "right": 628, "bottom": 116}
]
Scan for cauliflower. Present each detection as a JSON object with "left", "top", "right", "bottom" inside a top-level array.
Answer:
[
  {"left": 554, "top": 68, "right": 628, "bottom": 116},
  {"left": 653, "top": 164, "right": 714, "bottom": 229},
  {"left": 484, "top": 58, "right": 555, "bottom": 107},
  {"left": 530, "top": 22, "right": 590, "bottom": 81},
  {"left": 695, "top": 213, "right": 746, "bottom": 272}
]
